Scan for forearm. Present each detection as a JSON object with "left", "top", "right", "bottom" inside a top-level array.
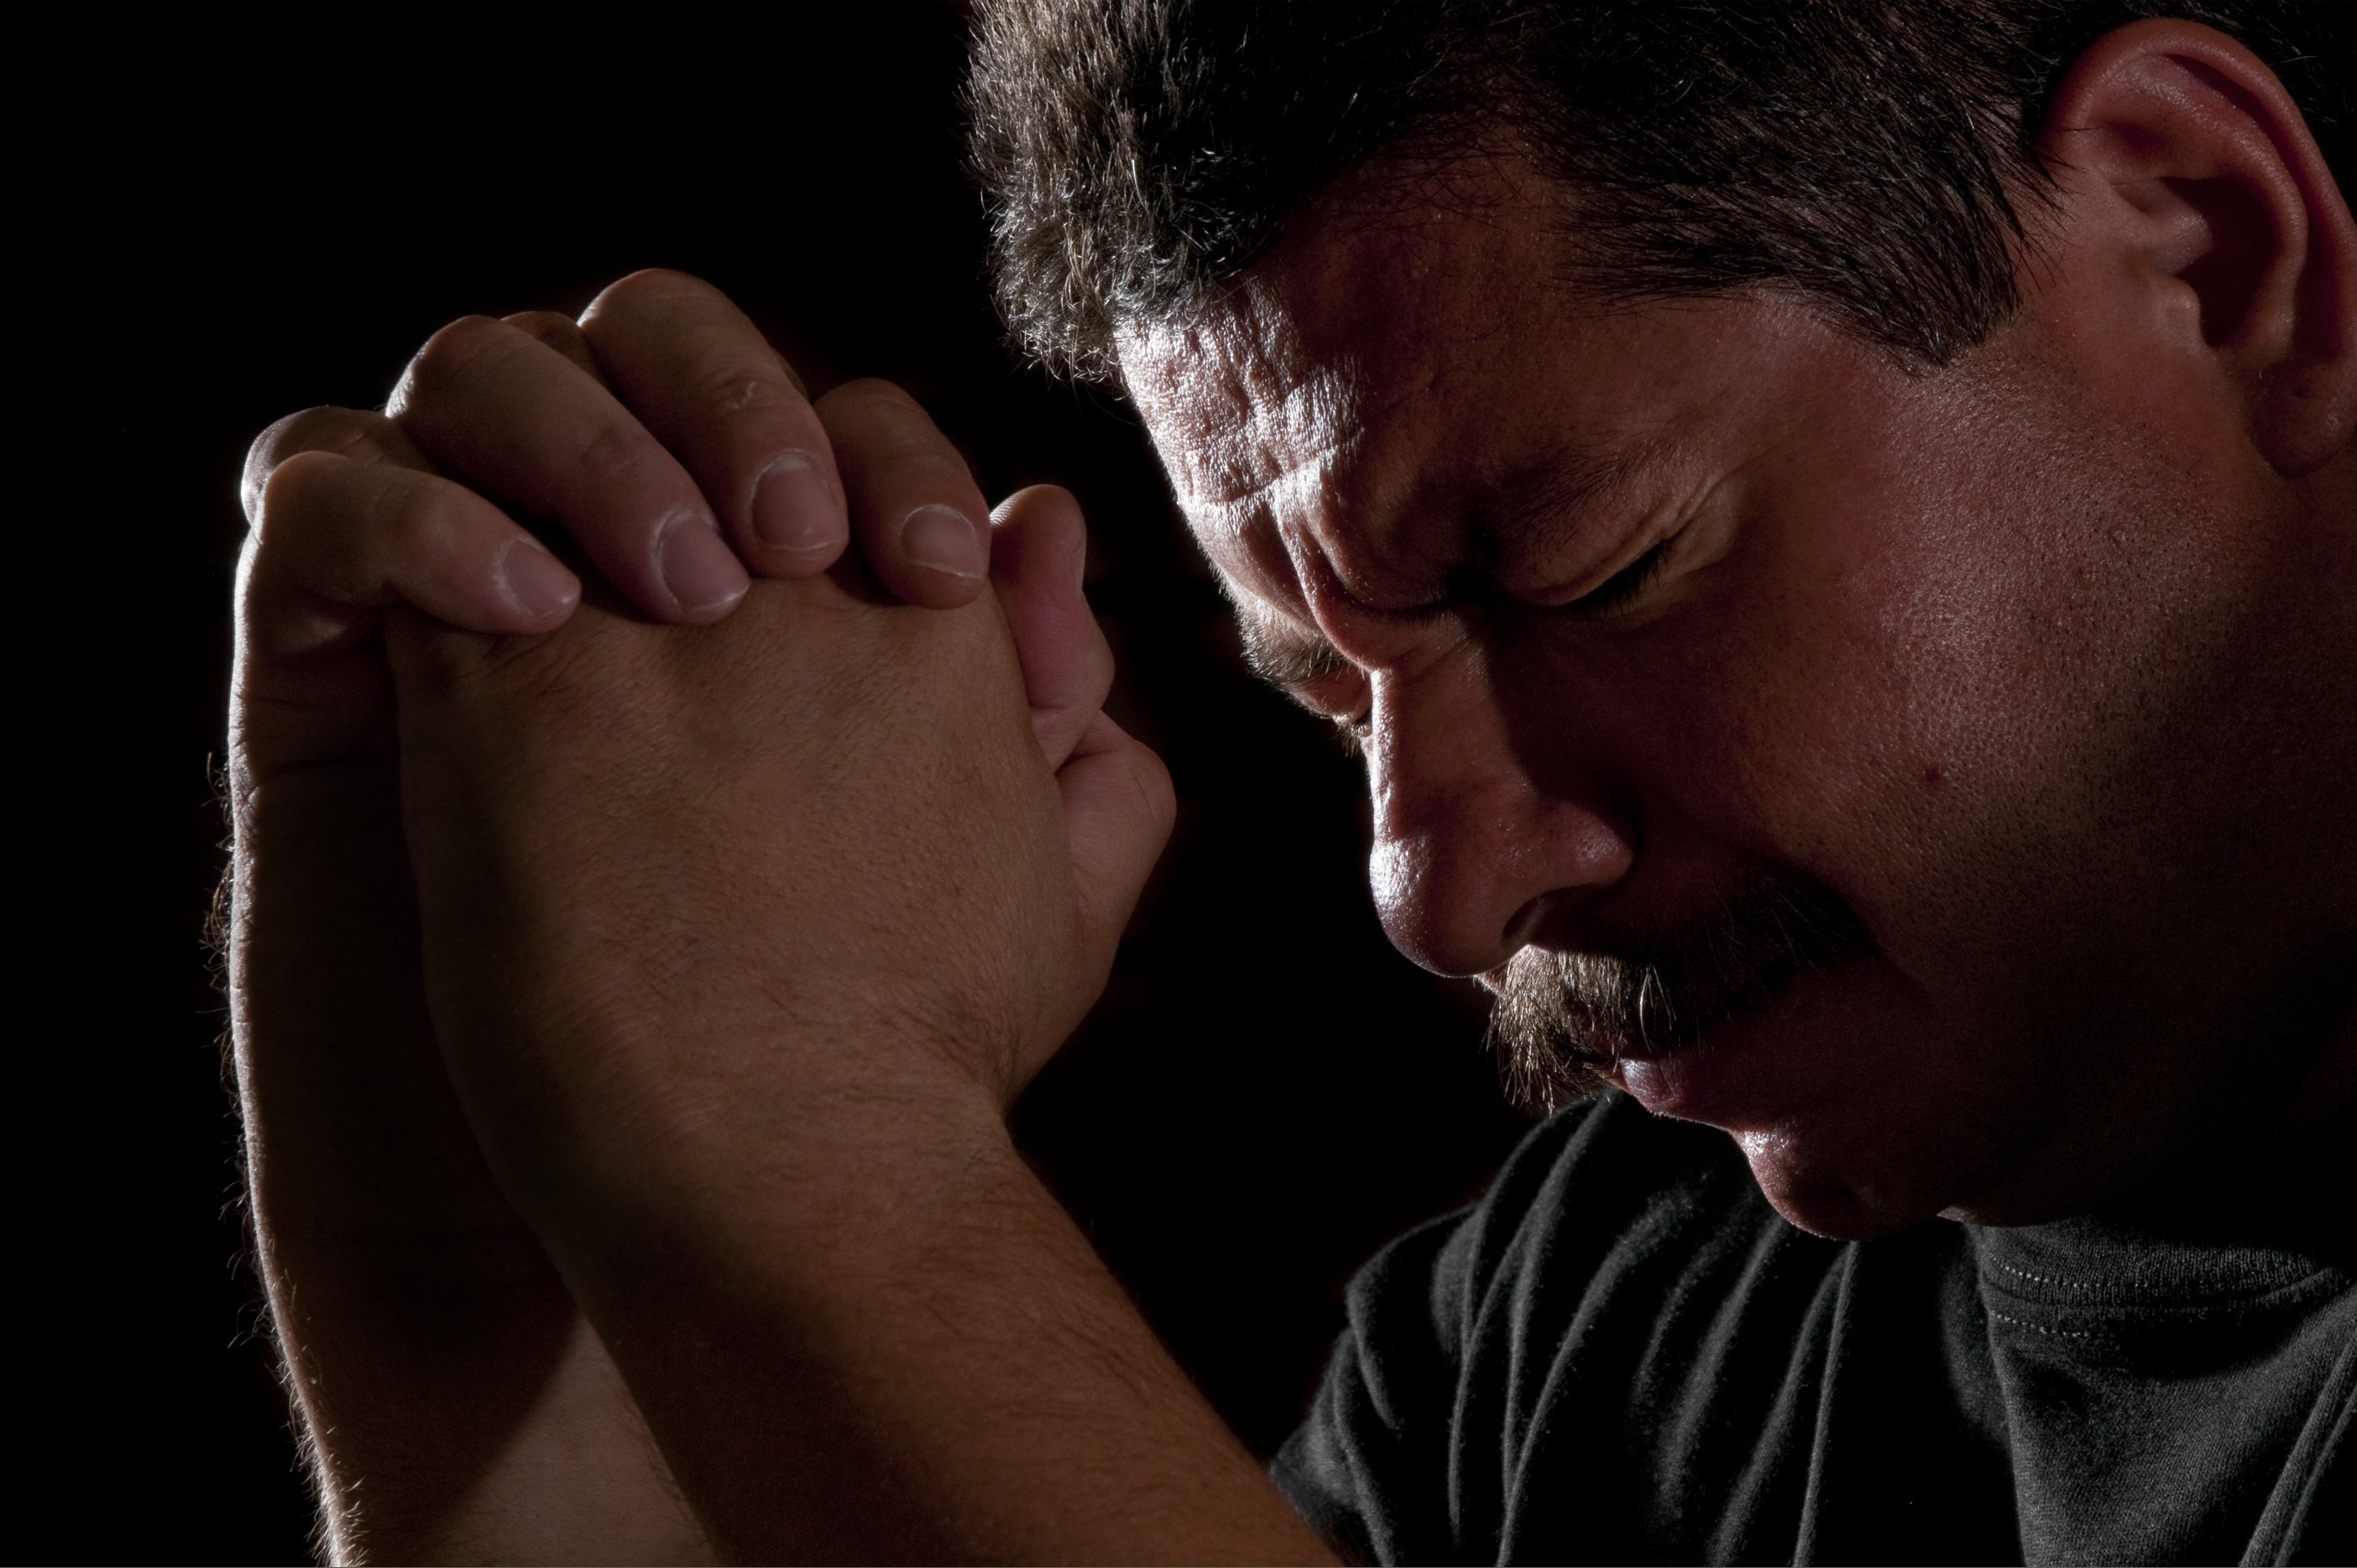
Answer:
[
  {"left": 264, "top": 1236, "right": 707, "bottom": 1565},
  {"left": 233, "top": 774, "right": 711, "bottom": 1564},
  {"left": 537, "top": 1085, "right": 1334, "bottom": 1565}
]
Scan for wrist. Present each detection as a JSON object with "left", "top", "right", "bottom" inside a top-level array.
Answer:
[{"left": 520, "top": 1066, "right": 1018, "bottom": 1322}]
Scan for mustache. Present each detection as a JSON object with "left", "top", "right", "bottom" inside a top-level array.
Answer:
[{"left": 1483, "top": 871, "right": 1874, "bottom": 1112}]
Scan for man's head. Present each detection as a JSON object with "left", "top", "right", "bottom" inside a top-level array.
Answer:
[{"left": 967, "top": 1, "right": 2357, "bottom": 1238}]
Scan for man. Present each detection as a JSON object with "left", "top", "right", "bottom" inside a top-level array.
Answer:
[{"left": 227, "top": 0, "right": 2355, "bottom": 1560}]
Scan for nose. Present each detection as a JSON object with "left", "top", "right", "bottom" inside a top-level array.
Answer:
[{"left": 1366, "top": 673, "right": 1634, "bottom": 976}]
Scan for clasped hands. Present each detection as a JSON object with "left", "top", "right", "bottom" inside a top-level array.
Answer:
[{"left": 227, "top": 269, "right": 1190, "bottom": 1561}]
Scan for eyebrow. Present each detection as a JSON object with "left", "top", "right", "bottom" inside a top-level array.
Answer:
[
  {"left": 1233, "top": 610, "right": 1351, "bottom": 693},
  {"left": 1226, "top": 425, "right": 1676, "bottom": 697},
  {"left": 1469, "top": 430, "right": 1671, "bottom": 570}
]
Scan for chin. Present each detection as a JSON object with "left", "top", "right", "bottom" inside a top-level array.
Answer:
[
  {"left": 1733, "top": 1127, "right": 1952, "bottom": 1240},
  {"left": 1611, "top": 959, "right": 2015, "bottom": 1240}
]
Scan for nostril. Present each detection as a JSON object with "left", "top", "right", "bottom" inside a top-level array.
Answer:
[
  {"left": 1500, "top": 893, "right": 1555, "bottom": 954},
  {"left": 1371, "top": 802, "right": 1639, "bottom": 978}
]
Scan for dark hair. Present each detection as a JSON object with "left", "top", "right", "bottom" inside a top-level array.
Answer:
[{"left": 964, "top": 0, "right": 2354, "bottom": 381}]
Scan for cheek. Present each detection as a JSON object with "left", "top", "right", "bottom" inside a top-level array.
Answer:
[
  {"left": 1605, "top": 504, "right": 2016, "bottom": 891},
  {"left": 1642, "top": 384, "right": 2257, "bottom": 1048},
  {"left": 1606, "top": 403, "right": 2148, "bottom": 979}
]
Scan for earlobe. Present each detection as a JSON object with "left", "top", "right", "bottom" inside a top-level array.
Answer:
[{"left": 2037, "top": 18, "right": 2357, "bottom": 476}]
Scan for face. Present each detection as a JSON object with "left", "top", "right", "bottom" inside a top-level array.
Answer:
[{"left": 1119, "top": 154, "right": 2357, "bottom": 1238}]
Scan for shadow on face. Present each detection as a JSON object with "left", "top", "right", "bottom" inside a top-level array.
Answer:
[{"left": 1122, "top": 133, "right": 2357, "bottom": 1237}]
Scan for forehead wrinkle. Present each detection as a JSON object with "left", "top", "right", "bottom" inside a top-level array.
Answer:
[
  {"left": 1123, "top": 275, "right": 1369, "bottom": 515},
  {"left": 1198, "top": 349, "right": 1473, "bottom": 604},
  {"left": 1124, "top": 292, "right": 1386, "bottom": 627},
  {"left": 1122, "top": 156, "right": 1663, "bottom": 616}
]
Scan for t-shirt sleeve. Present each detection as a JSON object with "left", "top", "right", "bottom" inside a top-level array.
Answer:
[{"left": 1271, "top": 1106, "right": 1597, "bottom": 1565}]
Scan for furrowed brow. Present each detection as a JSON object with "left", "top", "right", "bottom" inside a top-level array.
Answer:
[{"left": 1218, "top": 430, "right": 1674, "bottom": 696}]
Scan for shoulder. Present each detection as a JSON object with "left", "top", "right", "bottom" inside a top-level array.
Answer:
[{"left": 1280, "top": 1092, "right": 1842, "bottom": 1562}]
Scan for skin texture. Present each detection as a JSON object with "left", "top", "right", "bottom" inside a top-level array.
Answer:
[
  {"left": 223, "top": 18, "right": 2354, "bottom": 1565},
  {"left": 229, "top": 273, "right": 1142, "bottom": 1560},
  {"left": 383, "top": 577, "right": 1310, "bottom": 1564},
  {"left": 1119, "top": 21, "right": 2357, "bottom": 1237}
]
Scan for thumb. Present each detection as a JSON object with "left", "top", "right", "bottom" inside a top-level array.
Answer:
[
  {"left": 990, "top": 485, "right": 1114, "bottom": 771},
  {"left": 1058, "top": 710, "right": 1177, "bottom": 973}
]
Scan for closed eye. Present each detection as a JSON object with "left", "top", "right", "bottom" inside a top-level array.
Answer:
[{"left": 1568, "top": 538, "right": 1673, "bottom": 614}]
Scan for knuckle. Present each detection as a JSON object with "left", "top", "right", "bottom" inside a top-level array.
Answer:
[
  {"left": 502, "top": 310, "right": 591, "bottom": 359},
  {"left": 392, "top": 314, "right": 511, "bottom": 412},
  {"left": 501, "top": 308, "right": 580, "bottom": 337},
  {"left": 366, "top": 468, "right": 448, "bottom": 557},
  {"left": 697, "top": 359, "right": 802, "bottom": 420},
  {"left": 570, "top": 416, "right": 659, "bottom": 491},
  {"left": 252, "top": 447, "right": 342, "bottom": 539},
  {"left": 242, "top": 406, "right": 379, "bottom": 521},
  {"left": 254, "top": 452, "right": 463, "bottom": 588},
  {"left": 583, "top": 266, "right": 714, "bottom": 322},
  {"left": 821, "top": 376, "right": 923, "bottom": 421},
  {"left": 819, "top": 380, "right": 975, "bottom": 481}
]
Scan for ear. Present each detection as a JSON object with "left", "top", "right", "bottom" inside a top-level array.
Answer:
[{"left": 2036, "top": 18, "right": 2357, "bottom": 476}]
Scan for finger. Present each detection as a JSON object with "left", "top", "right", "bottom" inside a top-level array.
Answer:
[
  {"left": 243, "top": 405, "right": 581, "bottom": 651},
  {"left": 1058, "top": 712, "right": 1177, "bottom": 969},
  {"left": 580, "top": 269, "right": 849, "bottom": 577},
  {"left": 390, "top": 315, "right": 748, "bottom": 623},
  {"left": 990, "top": 486, "right": 1114, "bottom": 770},
  {"left": 243, "top": 404, "right": 437, "bottom": 523},
  {"left": 815, "top": 379, "right": 993, "bottom": 609},
  {"left": 503, "top": 310, "right": 606, "bottom": 384},
  {"left": 248, "top": 449, "right": 579, "bottom": 663}
]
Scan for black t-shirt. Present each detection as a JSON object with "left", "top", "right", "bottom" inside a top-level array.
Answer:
[{"left": 1275, "top": 1092, "right": 2356, "bottom": 1565}]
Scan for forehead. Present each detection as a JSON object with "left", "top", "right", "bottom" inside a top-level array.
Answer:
[{"left": 1114, "top": 154, "right": 1803, "bottom": 608}]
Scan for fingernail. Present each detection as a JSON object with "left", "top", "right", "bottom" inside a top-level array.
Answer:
[
  {"left": 499, "top": 537, "right": 579, "bottom": 620},
  {"left": 659, "top": 515, "right": 749, "bottom": 613},
  {"left": 900, "top": 504, "right": 985, "bottom": 579},
  {"left": 753, "top": 453, "right": 844, "bottom": 554}
]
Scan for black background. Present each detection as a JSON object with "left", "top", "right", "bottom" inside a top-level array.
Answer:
[{"left": 0, "top": 5, "right": 1529, "bottom": 1560}]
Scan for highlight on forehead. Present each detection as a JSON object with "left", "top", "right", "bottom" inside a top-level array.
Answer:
[
  {"left": 1113, "top": 144, "right": 1582, "bottom": 520},
  {"left": 1115, "top": 276, "right": 1372, "bottom": 521}
]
